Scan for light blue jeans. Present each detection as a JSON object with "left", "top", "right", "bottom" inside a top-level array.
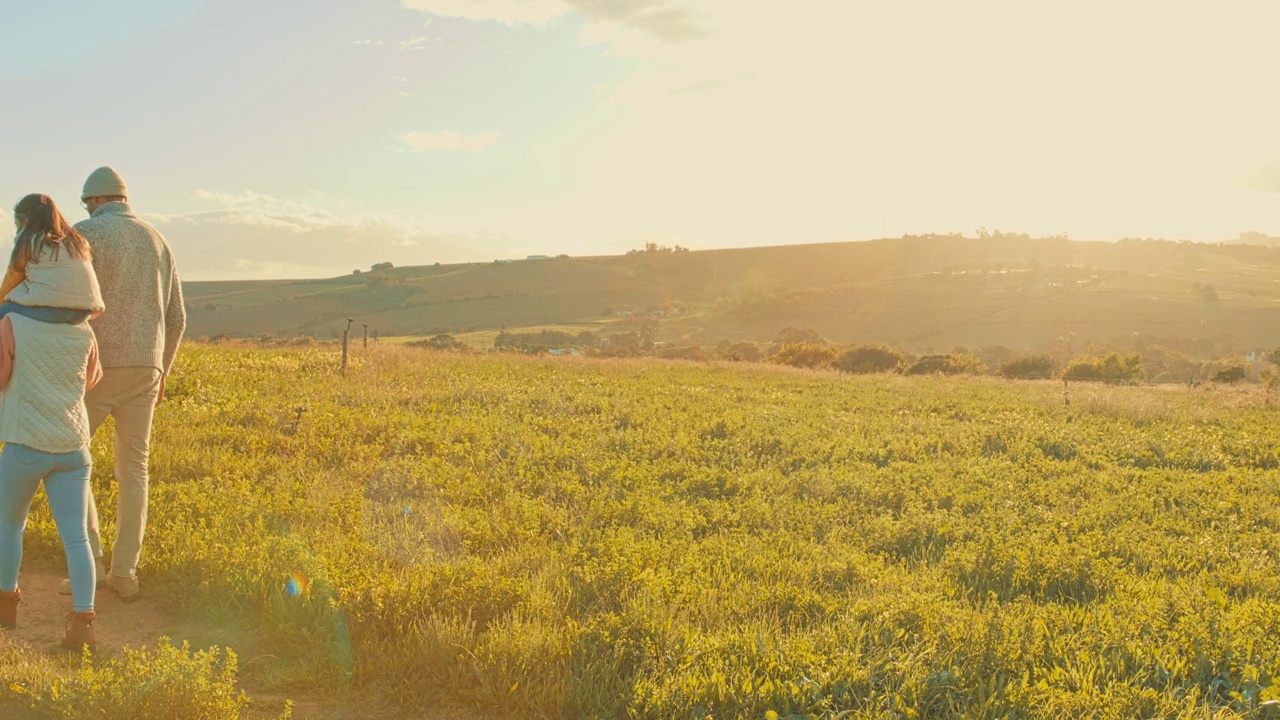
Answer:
[{"left": 0, "top": 443, "right": 95, "bottom": 612}]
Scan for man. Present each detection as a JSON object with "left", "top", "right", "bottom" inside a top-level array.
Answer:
[{"left": 59, "top": 166, "right": 185, "bottom": 601}]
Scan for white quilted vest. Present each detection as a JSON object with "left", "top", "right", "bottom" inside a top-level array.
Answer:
[{"left": 0, "top": 314, "right": 94, "bottom": 453}]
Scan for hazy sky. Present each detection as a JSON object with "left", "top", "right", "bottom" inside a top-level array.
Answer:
[{"left": 2, "top": 1, "right": 1278, "bottom": 280}]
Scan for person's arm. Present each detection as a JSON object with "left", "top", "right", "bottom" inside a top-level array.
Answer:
[
  {"left": 85, "top": 336, "right": 102, "bottom": 392},
  {"left": 0, "top": 266, "right": 25, "bottom": 302},
  {"left": 161, "top": 257, "right": 185, "bottom": 375},
  {"left": 0, "top": 317, "right": 15, "bottom": 390},
  {"left": 159, "top": 255, "right": 186, "bottom": 406}
]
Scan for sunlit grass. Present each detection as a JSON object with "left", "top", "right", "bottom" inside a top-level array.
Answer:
[{"left": 6, "top": 344, "right": 1280, "bottom": 718}]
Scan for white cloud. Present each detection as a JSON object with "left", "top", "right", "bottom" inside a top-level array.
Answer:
[
  {"left": 188, "top": 190, "right": 351, "bottom": 228},
  {"left": 565, "top": 0, "right": 707, "bottom": 42},
  {"left": 402, "top": 130, "right": 501, "bottom": 152},
  {"left": 400, "top": 0, "right": 705, "bottom": 42},
  {"left": 400, "top": 0, "right": 565, "bottom": 26},
  {"left": 150, "top": 189, "right": 524, "bottom": 280}
]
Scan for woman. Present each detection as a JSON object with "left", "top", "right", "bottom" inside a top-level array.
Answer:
[{"left": 0, "top": 194, "right": 105, "bottom": 650}]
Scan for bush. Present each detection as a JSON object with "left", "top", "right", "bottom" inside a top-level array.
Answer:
[
  {"left": 775, "top": 327, "right": 825, "bottom": 345},
  {"left": 716, "top": 341, "right": 763, "bottom": 363},
  {"left": 657, "top": 346, "right": 708, "bottom": 362},
  {"left": 494, "top": 330, "right": 590, "bottom": 353},
  {"left": 905, "top": 354, "right": 986, "bottom": 376},
  {"left": 595, "top": 332, "right": 643, "bottom": 357},
  {"left": 834, "top": 345, "right": 904, "bottom": 374},
  {"left": 1064, "top": 353, "right": 1143, "bottom": 383},
  {"left": 365, "top": 271, "right": 401, "bottom": 289},
  {"left": 1212, "top": 364, "right": 1246, "bottom": 384},
  {"left": 770, "top": 342, "right": 837, "bottom": 369},
  {"left": 0, "top": 640, "right": 274, "bottom": 719},
  {"left": 409, "top": 334, "right": 466, "bottom": 352},
  {"left": 999, "top": 355, "right": 1054, "bottom": 379}
]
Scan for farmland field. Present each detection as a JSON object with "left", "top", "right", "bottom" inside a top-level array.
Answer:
[{"left": 4, "top": 345, "right": 1280, "bottom": 718}]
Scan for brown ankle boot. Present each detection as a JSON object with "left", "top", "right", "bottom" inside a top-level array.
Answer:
[
  {"left": 0, "top": 588, "right": 18, "bottom": 629},
  {"left": 61, "top": 610, "right": 96, "bottom": 651}
]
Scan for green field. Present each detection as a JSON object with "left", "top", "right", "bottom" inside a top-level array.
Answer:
[{"left": 4, "top": 345, "right": 1280, "bottom": 718}]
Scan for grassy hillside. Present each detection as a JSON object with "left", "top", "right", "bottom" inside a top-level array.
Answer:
[
  {"left": 183, "top": 236, "right": 1280, "bottom": 354},
  {"left": 5, "top": 345, "right": 1280, "bottom": 718}
]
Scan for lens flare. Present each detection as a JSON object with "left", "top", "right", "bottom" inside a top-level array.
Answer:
[{"left": 285, "top": 572, "right": 310, "bottom": 597}]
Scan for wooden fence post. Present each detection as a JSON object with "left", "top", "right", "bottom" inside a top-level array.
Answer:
[
  {"left": 342, "top": 330, "right": 349, "bottom": 374},
  {"left": 363, "top": 324, "right": 368, "bottom": 350}
]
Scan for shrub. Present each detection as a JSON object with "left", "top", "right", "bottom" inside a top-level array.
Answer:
[
  {"left": 834, "top": 345, "right": 904, "bottom": 374},
  {"left": 494, "top": 330, "right": 587, "bottom": 353},
  {"left": 657, "top": 346, "right": 708, "bottom": 362},
  {"left": 365, "top": 271, "right": 401, "bottom": 289},
  {"left": 1212, "top": 364, "right": 1246, "bottom": 384},
  {"left": 1064, "top": 353, "right": 1143, "bottom": 383},
  {"left": 905, "top": 353, "right": 986, "bottom": 376},
  {"left": 776, "top": 327, "right": 825, "bottom": 345},
  {"left": 0, "top": 640, "right": 275, "bottom": 719},
  {"left": 999, "top": 355, "right": 1054, "bottom": 379},
  {"left": 717, "top": 341, "right": 763, "bottom": 363},
  {"left": 409, "top": 334, "right": 466, "bottom": 352},
  {"left": 770, "top": 342, "right": 837, "bottom": 369},
  {"left": 595, "top": 332, "right": 643, "bottom": 357}
]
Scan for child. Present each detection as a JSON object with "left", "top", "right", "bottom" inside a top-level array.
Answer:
[
  {"left": 0, "top": 194, "right": 104, "bottom": 323},
  {"left": 0, "top": 194, "right": 105, "bottom": 650}
]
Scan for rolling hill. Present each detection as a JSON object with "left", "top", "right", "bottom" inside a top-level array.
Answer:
[{"left": 183, "top": 235, "right": 1280, "bottom": 354}]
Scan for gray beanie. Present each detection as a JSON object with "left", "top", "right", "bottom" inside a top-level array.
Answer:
[{"left": 82, "top": 166, "right": 128, "bottom": 201}]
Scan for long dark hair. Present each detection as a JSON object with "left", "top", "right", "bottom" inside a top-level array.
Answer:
[{"left": 11, "top": 194, "right": 92, "bottom": 271}]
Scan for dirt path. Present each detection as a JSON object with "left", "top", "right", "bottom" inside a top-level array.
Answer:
[
  {"left": 0, "top": 566, "right": 171, "bottom": 657},
  {"left": 0, "top": 566, "right": 465, "bottom": 719}
]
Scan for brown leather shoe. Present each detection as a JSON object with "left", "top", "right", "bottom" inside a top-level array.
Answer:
[
  {"left": 61, "top": 610, "right": 96, "bottom": 651},
  {"left": 0, "top": 587, "right": 18, "bottom": 629}
]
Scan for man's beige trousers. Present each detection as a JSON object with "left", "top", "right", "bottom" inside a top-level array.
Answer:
[{"left": 84, "top": 367, "right": 162, "bottom": 580}]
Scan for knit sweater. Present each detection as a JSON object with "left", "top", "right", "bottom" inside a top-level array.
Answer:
[
  {"left": 74, "top": 202, "right": 185, "bottom": 373},
  {"left": 7, "top": 242, "right": 105, "bottom": 312},
  {"left": 0, "top": 314, "right": 98, "bottom": 453}
]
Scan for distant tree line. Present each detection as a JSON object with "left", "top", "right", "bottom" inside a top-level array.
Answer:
[
  {"left": 198, "top": 323, "right": 1273, "bottom": 390},
  {"left": 557, "top": 325, "right": 1271, "bottom": 387},
  {"left": 627, "top": 242, "right": 690, "bottom": 255},
  {"left": 494, "top": 329, "right": 598, "bottom": 353}
]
